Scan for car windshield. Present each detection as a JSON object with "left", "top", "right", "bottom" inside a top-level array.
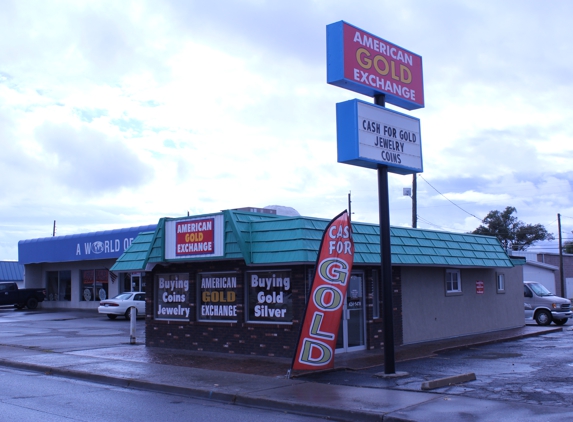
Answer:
[
  {"left": 528, "top": 283, "right": 553, "bottom": 297},
  {"left": 112, "top": 293, "right": 133, "bottom": 300}
]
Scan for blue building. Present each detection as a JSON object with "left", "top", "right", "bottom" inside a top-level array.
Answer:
[{"left": 18, "top": 225, "right": 156, "bottom": 308}]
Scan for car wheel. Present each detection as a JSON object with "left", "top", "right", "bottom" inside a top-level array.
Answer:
[
  {"left": 553, "top": 318, "right": 567, "bottom": 326},
  {"left": 535, "top": 309, "right": 552, "bottom": 326},
  {"left": 26, "top": 297, "right": 39, "bottom": 310},
  {"left": 125, "top": 307, "right": 137, "bottom": 320},
  {"left": 107, "top": 314, "right": 117, "bottom": 320}
]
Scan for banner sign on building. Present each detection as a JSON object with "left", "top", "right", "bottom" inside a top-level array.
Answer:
[
  {"left": 164, "top": 214, "right": 224, "bottom": 260},
  {"left": 336, "top": 99, "right": 423, "bottom": 174},
  {"left": 19, "top": 224, "right": 157, "bottom": 265},
  {"left": 327, "top": 21, "right": 424, "bottom": 110},
  {"left": 154, "top": 273, "right": 191, "bottom": 321},
  {"left": 292, "top": 210, "right": 354, "bottom": 372},
  {"left": 198, "top": 272, "right": 239, "bottom": 322},
  {"left": 247, "top": 270, "right": 292, "bottom": 324}
]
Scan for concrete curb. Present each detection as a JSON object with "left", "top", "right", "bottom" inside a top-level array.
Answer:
[{"left": 421, "top": 372, "right": 476, "bottom": 390}]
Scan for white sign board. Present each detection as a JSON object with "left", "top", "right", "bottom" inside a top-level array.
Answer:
[
  {"left": 164, "top": 214, "right": 224, "bottom": 260},
  {"left": 337, "top": 99, "right": 423, "bottom": 174}
]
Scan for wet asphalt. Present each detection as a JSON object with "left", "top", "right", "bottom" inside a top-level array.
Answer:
[
  {"left": 2, "top": 307, "right": 573, "bottom": 420},
  {"left": 301, "top": 323, "right": 573, "bottom": 409}
]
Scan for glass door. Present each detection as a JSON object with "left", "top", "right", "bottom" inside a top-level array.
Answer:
[
  {"left": 336, "top": 273, "right": 366, "bottom": 353},
  {"left": 131, "top": 273, "right": 143, "bottom": 291},
  {"left": 122, "top": 273, "right": 144, "bottom": 292}
]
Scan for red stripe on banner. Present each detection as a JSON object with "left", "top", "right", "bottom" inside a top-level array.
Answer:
[{"left": 291, "top": 210, "right": 354, "bottom": 372}]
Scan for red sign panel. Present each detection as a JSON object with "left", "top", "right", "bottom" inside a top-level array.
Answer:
[
  {"left": 476, "top": 280, "right": 484, "bottom": 294},
  {"left": 292, "top": 211, "right": 354, "bottom": 372},
  {"left": 327, "top": 21, "right": 424, "bottom": 110},
  {"left": 343, "top": 23, "right": 423, "bottom": 108},
  {"left": 175, "top": 218, "right": 215, "bottom": 256}
]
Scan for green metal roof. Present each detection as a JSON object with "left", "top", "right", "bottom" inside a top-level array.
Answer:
[
  {"left": 111, "top": 210, "right": 514, "bottom": 272},
  {"left": 110, "top": 231, "right": 157, "bottom": 272}
]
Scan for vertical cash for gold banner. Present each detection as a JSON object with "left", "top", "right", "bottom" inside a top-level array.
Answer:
[{"left": 292, "top": 211, "right": 354, "bottom": 371}]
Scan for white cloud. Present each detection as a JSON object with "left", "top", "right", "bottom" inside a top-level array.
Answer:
[{"left": 2, "top": 0, "right": 573, "bottom": 259}]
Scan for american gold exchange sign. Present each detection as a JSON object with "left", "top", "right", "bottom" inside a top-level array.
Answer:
[{"left": 198, "top": 272, "right": 238, "bottom": 322}]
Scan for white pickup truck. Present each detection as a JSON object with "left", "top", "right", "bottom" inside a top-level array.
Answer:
[{"left": 524, "top": 281, "right": 572, "bottom": 326}]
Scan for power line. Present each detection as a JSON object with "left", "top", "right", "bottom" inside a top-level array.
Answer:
[
  {"left": 416, "top": 215, "right": 442, "bottom": 229},
  {"left": 416, "top": 215, "right": 462, "bottom": 232},
  {"left": 399, "top": 175, "right": 570, "bottom": 235},
  {"left": 418, "top": 175, "right": 483, "bottom": 222}
]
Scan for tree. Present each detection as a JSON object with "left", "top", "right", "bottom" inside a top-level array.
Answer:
[
  {"left": 563, "top": 241, "right": 573, "bottom": 254},
  {"left": 472, "top": 206, "right": 554, "bottom": 251}
]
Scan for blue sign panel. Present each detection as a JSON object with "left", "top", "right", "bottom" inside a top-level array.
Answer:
[
  {"left": 336, "top": 99, "right": 423, "bottom": 175},
  {"left": 18, "top": 225, "right": 157, "bottom": 265}
]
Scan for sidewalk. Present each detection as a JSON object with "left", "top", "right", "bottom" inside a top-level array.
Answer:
[{"left": 0, "top": 323, "right": 571, "bottom": 421}]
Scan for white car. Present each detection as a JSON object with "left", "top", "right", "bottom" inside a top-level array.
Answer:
[{"left": 98, "top": 292, "right": 146, "bottom": 320}]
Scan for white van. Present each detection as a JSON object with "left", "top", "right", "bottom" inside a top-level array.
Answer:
[{"left": 524, "top": 281, "right": 572, "bottom": 326}]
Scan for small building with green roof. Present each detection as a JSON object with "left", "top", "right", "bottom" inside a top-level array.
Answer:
[{"left": 111, "top": 208, "right": 524, "bottom": 358}]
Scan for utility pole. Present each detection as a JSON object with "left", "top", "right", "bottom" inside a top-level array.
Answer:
[
  {"left": 53, "top": 220, "right": 56, "bottom": 237},
  {"left": 348, "top": 191, "right": 352, "bottom": 222},
  {"left": 558, "top": 213, "right": 565, "bottom": 297}
]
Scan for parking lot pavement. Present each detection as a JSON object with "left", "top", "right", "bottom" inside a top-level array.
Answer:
[
  {"left": 0, "top": 308, "right": 448, "bottom": 421},
  {"left": 0, "top": 307, "right": 146, "bottom": 352},
  {"left": 300, "top": 323, "right": 573, "bottom": 409},
  {"left": 2, "top": 308, "right": 573, "bottom": 420},
  {"left": 2, "top": 308, "right": 572, "bottom": 402}
]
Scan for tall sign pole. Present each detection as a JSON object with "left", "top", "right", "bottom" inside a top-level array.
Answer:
[
  {"left": 558, "top": 213, "right": 565, "bottom": 297},
  {"left": 378, "top": 165, "right": 395, "bottom": 372},
  {"left": 374, "top": 94, "right": 395, "bottom": 373},
  {"left": 328, "top": 21, "right": 424, "bottom": 374},
  {"left": 412, "top": 174, "right": 417, "bottom": 228}
]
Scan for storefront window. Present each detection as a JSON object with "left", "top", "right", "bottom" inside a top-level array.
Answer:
[
  {"left": 246, "top": 270, "right": 292, "bottom": 324},
  {"left": 46, "top": 271, "right": 71, "bottom": 301},
  {"left": 81, "top": 269, "right": 109, "bottom": 302},
  {"left": 198, "top": 271, "right": 239, "bottom": 322},
  {"left": 154, "top": 273, "right": 191, "bottom": 321}
]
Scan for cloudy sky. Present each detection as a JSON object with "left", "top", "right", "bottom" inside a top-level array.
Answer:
[{"left": 2, "top": 0, "right": 573, "bottom": 260}]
